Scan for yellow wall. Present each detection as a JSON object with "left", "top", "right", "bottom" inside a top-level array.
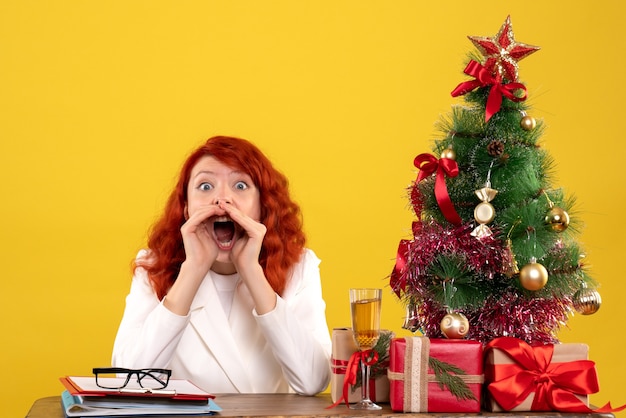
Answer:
[{"left": 2, "top": 2, "right": 624, "bottom": 416}]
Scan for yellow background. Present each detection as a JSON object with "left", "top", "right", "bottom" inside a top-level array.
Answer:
[{"left": 1, "top": 1, "right": 624, "bottom": 416}]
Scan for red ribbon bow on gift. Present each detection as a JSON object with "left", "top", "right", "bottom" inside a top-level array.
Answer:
[
  {"left": 328, "top": 349, "right": 379, "bottom": 408},
  {"left": 414, "top": 153, "right": 462, "bottom": 225},
  {"left": 451, "top": 60, "right": 527, "bottom": 122},
  {"left": 486, "top": 337, "right": 626, "bottom": 413}
]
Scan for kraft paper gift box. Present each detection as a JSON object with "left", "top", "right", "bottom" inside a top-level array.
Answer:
[
  {"left": 387, "top": 337, "right": 483, "bottom": 413},
  {"left": 330, "top": 328, "right": 390, "bottom": 404},
  {"left": 484, "top": 336, "right": 599, "bottom": 412}
]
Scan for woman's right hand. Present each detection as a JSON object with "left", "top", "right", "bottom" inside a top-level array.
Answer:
[
  {"left": 163, "top": 204, "right": 221, "bottom": 316},
  {"left": 180, "top": 204, "right": 222, "bottom": 277}
]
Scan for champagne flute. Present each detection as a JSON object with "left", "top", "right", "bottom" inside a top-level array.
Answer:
[{"left": 349, "top": 288, "right": 382, "bottom": 410}]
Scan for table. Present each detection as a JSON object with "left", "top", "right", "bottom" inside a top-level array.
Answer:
[{"left": 25, "top": 393, "right": 615, "bottom": 418}]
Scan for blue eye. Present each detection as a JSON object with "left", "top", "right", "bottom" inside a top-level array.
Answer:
[
  {"left": 235, "top": 181, "right": 248, "bottom": 190},
  {"left": 199, "top": 182, "right": 212, "bottom": 191}
]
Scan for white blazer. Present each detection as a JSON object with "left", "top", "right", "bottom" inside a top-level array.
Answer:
[{"left": 112, "top": 249, "right": 331, "bottom": 395}]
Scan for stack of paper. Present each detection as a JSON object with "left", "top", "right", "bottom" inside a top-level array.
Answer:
[{"left": 60, "top": 376, "right": 221, "bottom": 416}]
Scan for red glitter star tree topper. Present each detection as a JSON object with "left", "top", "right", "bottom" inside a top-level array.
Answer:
[{"left": 468, "top": 15, "right": 540, "bottom": 82}]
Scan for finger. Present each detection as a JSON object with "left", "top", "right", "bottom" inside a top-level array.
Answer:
[
  {"left": 185, "top": 205, "right": 226, "bottom": 231},
  {"left": 218, "top": 203, "right": 266, "bottom": 238}
]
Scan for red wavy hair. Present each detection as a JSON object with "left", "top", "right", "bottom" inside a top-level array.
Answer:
[{"left": 135, "top": 136, "right": 306, "bottom": 300}]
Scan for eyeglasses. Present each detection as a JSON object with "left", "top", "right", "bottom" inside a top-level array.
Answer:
[{"left": 93, "top": 367, "right": 172, "bottom": 390}]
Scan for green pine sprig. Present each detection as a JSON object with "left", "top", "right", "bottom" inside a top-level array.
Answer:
[
  {"left": 428, "top": 357, "right": 477, "bottom": 401},
  {"left": 353, "top": 331, "right": 392, "bottom": 390}
]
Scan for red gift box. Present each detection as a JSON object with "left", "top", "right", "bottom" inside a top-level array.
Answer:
[
  {"left": 388, "top": 337, "right": 483, "bottom": 412},
  {"left": 484, "top": 337, "right": 599, "bottom": 412}
]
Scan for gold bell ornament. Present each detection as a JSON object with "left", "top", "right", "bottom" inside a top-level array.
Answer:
[
  {"left": 503, "top": 220, "right": 522, "bottom": 277},
  {"left": 402, "top": 300, "right": 421, "bottom": 332},
  {"left": 503, "top": 238, "right": 520, "bottom": 278}
]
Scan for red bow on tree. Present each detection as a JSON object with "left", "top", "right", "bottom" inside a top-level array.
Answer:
[
  {"left": 451, "top": 60, "right": 527, "bottom": 122},
  {"left": 390, "top": 239, "right": 410, "bottom": 297},
  {"left": 414, "top": 153, "right": 462, "bottom": 225}
]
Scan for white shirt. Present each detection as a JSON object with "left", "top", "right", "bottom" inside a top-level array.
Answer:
[
  {"left": 111, "top": 249, "right": 331, "bottom": 395},
  {"left": 212, "top": 272, "right": 239, "bottom": 317}
]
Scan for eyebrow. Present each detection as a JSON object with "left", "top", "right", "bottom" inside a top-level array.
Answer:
[
  {"left": 192, "top": 170, "right": 249, "bottom": 179},
  {"left": 193, "top": 170, "right": 215, "bottom": 178}
]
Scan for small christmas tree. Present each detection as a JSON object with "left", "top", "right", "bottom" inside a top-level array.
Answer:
[{"left": 390, "top": 16, "right": 601, "bottom": 345}]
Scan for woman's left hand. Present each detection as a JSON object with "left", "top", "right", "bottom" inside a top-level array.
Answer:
[
  {"left": 218, "top": 200, "right": 277, "bottom": 314},
  {"left": 217, "top": 201, "right": 267, "bottom": 276}
]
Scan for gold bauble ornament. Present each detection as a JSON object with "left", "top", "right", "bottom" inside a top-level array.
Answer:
[
  {"left": 519, "top": 259, "right": 548, "bottom": 291},
  {"left": 545, "top": 206, "right": 570, "bottom": 232},
  {"left": 520, "top": 115, "right": 536, "bottom": 131},
  {"left": 573, "top": 287, "right": 602, "bottom": 315},
  {"left": 440, "top": 312, "right": 469, "bottom": 339},
  {"left": 441, "top": 146, "right": 456, "bottom": 160}
]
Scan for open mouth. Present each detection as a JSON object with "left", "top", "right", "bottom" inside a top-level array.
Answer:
[{"left": 213, "top": 216, "right": 236, "bottom": 249}]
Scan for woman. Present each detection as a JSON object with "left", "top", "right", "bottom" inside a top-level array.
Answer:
[{"left": 112, "top": 136, "right": 331, "bottom": 395}]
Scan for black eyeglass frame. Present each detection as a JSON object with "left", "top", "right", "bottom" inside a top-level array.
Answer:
[{"left": 92, "top": 367, "right": 172, "bottom": 390}]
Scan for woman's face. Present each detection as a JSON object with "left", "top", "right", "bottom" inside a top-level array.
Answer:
[{"left": 186, "top": 155, "right": 261, "bottom": 265}]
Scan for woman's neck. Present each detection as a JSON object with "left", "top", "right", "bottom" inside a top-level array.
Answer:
[{"left": 211, "top": 260, "right": 237, "bottom": 276}]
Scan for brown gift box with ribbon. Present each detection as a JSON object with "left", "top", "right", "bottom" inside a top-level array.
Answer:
[
  {"left": 485, "top": 337, "right": 594, "bottom": 412},
  {"left": 330, "top": 328, "right": 390, "bottom": 404},
  {"left": 388, "top": 337, "right": 483, "bottom": 412}
]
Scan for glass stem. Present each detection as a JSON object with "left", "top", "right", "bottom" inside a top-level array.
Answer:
[{"left": 361, "top": 360, "right": 371, "bottom": 401}]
